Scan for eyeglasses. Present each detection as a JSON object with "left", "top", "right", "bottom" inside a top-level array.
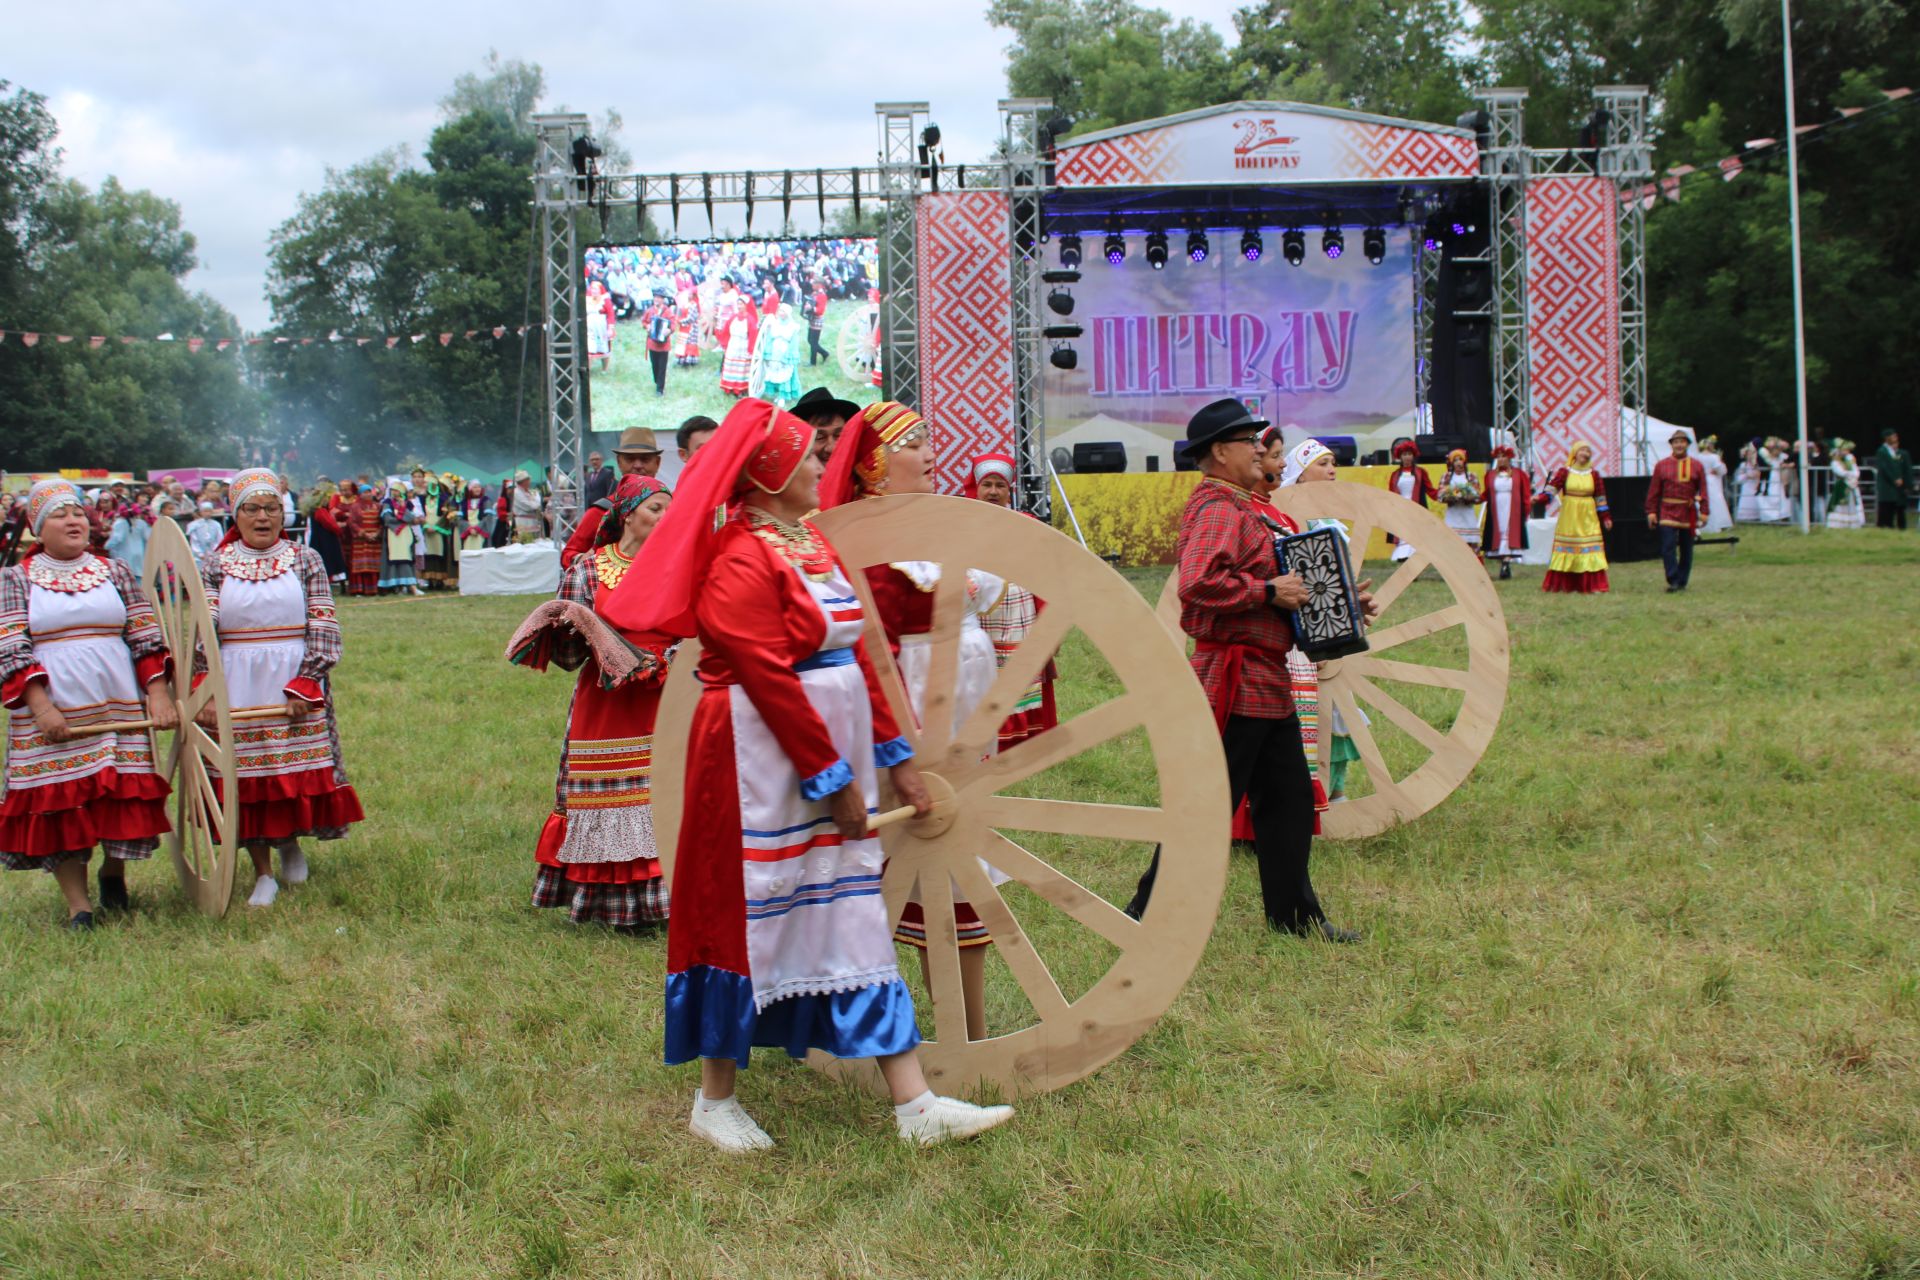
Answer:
[{"left": 236, "top": 504, "right": 281, "bottom": 517}]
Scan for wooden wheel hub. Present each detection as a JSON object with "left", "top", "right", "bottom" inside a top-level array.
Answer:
[{"left": 903, "top": 771, "right": 958, "bottom": 839}]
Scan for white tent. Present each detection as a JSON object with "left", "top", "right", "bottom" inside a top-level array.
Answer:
[{"left": 1618, "top": 408, "right": 1699, "bottom": 476}]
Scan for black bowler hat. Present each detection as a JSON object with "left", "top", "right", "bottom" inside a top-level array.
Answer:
[
  {"left": 792, "top": 386, "right": 861, "bottom": 424},
  {"left": 1180, "top": 398, "right": 1270, "bottom": 460}
]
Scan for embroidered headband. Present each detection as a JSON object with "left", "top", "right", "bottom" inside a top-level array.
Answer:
[
  {"left": 1278, "top": 439, "right": 1332, "bottom": 489},
  {"left": 27, "top": 479, "right": 84, "bottom": 535},
  {"left": 231, "top": 467, "right": 281, "bottom": 509}
]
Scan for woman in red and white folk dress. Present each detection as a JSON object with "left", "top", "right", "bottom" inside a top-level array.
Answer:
[
  {"left": 962, "top": 452, "right": 1059, "bottom": 750},
  {"left": 1480, "top": 445, "right": 1531, "bottom": 580},
  {"left": 0, "top": 480, "right": 178, "bottom": 929},
  {"left": 718, "top": 303, "right": 757, "bottom": 398},
  {"left": 1384, "top": 438, "right": 1438, "bottom": 562},
  {"left": 510, "top": 474, "right": 675, "bottom": 930},
  {"left": 196, "top": 470, "right": 365, "bottom": 908}
]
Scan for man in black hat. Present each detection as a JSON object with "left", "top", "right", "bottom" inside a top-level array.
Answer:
[
  {"left": 793, "top": 386, "right": 862, "bottom": 464},
  {"left": 1125, "top": 398, "right": 1370, "bottom": 941}
]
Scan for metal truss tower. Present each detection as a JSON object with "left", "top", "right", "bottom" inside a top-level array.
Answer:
[
  {"left": 1001, "top": 98, "right": 1051, "bottom": 515},
  {"left": 1413, "top": 237, "right": 1442, "bottom": 421},
  {"left": 531, "top": 112, "right": 590, "bottom": 538},
  {"left": 1597, "top": 86, "right": 1653, "bottom": 474},
  {"left": 876, "top": 103, "right": 928, "bottom": 409},
  {"left": 1476, "top": 88, "right": 1532, "bottom": 462}
]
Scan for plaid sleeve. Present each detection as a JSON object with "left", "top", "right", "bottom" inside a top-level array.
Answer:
[
  {"left": 193, "top": 551, "right": 225, "bottom": 678},
  {"left": 547, "top": 554, "right": 596, "bottom": 671},
  {"left": 293, "top": 546, "right": 341, "bottom": 687},
  {"left": 109, "top": 557, "right": 171, "bottom": 686},
  {"left": 1178, "top": 493, "right": 1266, "bottom": 614},
  {"left": 0, "top": 565, "right": 44, "bottom": 704}
]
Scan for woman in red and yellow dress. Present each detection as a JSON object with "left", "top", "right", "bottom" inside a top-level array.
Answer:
[
  {"left": 509, "top": 474, "right": 675, "bottom": 929},
  {"left": 0, "top": 480, "right": 177, "bottom": 928},
  {"left": 600, "top": 398, "right": 1013, "bottom": 1153},
  {"left": 195, "top": 469, "right": 365, "bottom": 908},
  {"left": 1541, "top": 440, "right": 1612, "bottom": 594}
]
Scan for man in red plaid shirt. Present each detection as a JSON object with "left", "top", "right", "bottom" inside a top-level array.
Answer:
[{"left": 1125, "top": 399, "right": 1371, "bottom": 941}]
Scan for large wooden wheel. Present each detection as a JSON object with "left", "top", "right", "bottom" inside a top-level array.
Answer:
[
  {"left": 654, "top": 495, "right": 1230, "bottom": 1098},
  {"left": 140, "top": 519, "right": 241, "bottom": 917},
  {"left": 835, "top": 303, "right": 878, "bottom": 382},
  {"left": 1155, "top": 482, "right": 1508, "bottom": 839}
]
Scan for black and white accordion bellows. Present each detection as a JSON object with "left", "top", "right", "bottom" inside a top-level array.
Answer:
[{"left": 1275, "top": 526, "right": 1371, "bottom": 660}]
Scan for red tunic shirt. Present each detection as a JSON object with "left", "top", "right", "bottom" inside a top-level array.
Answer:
[
  {"left": 1645, "top": 455, "right": 1709, "bottom": 530},
  {"left": 1178, "top": 478, "right": 1297, "bottom": 722}
]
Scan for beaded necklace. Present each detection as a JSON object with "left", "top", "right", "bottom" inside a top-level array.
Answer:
[
  {"left": 743, "top": 508, "right": 834, "bottom": 582},
  {"left": 217, "top": 539, "right": 298, "bottom": 582},
  {"left": 594, "top": 543, "right": 632, "bottom": 590},
  {"left": 26, "top": 551, "right": 111, "bottom": 593}
]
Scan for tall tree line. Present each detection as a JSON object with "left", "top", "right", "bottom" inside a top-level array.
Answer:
[{"left": 990, "top": 0, "right": 1920, "bottom": 441}]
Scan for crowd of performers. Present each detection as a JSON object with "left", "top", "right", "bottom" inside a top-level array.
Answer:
[{"left": 0, "top": 472, "right": 362, "bottom": 927}]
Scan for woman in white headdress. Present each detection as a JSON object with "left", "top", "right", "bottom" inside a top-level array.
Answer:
[{"left": 1277, "top": 439, "right": 1366, "bottom": 802}]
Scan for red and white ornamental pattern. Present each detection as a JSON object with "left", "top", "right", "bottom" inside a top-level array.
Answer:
[
  {"left": 1333, "top": 123, "right": 1477, "bottom": 182},
  {"left": 1056, "top": 126, "right": 1183, "bottom": 187},
  {"left": 1525, "top": 176, "right": 1622, "bottom": 473},
  {"left": 914, "top": 193, "right": 1017, "bottom": 494}
]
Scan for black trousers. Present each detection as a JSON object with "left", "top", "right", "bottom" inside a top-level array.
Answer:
[
  {"left": 1125, "top": 713, "right": 1323, "bottom": 931},
  {"left": 648, "top": 348, "right": 669, "bottom": 394},
  {"left": 807, "top": 327, "right": 828, "bottom": 365},
  {"left": 1659, "top": 526, "right": 1694, "bottom": 587},
  {"left": 1878, "top": 498, "right": 1907, "bottom": 529}
]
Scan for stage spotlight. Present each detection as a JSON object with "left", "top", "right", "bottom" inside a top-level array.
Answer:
[
  {"left": 921, "top": 123, "right": 942, "bottom": 149},
  {"left": 1282, "top": 229, "right": 1306, "bottom": 266},
  {"left": 1104, "top": 232, "right": 1126, "bottom": 266},
  {"left": 1046, "top": 287, "right": 1075, "bottom": 317},
  {"left": 1422, "top": 212, "right": 1445, "bottom": 252},
  {"left": 1145, "top": 228, "right": 1169, "bottom": 270},
  {"left": 1058, "top": 233, "right": 1082, "bottom": 269},
  {"left": 1050, "top": 343, "right": 1079, "bottom": 371},
  {"left": 1241, "top": 229, "right": 1263, "bottom": 262},
  {"left": 1363, "top": 226, "right": 1387, "bottom": 264},
  {"left": 1187, "top": 229, "right": 1209, "bottom": 264},
  {"left": 1323, "top": 227, "right": 1345, "bottom": 260}
]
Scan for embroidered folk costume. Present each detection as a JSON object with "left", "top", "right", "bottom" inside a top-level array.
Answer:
[
  {"left": 963, "top": 453, "right": 1059, "bottom": 749},
  {"left": 1697, "top": 437, "right": 1734, "bottom": 533},
  {"left": 0, "top": 481, "right": 173, "bottom": 896},
  {"left": 199, "top": 471, "right": 364, "bottom": 893},
  {"left": 379, "top": 482, "right": 420, "bottom": 593},
  {"left": 1826, "top": 440, "right": 1865, "bottom": 529},
  {"left": 346, "top": 486, "right": 383, "bottom": 596},
  {"left": 1542, "top": 442, "right": 1612, "bottom": 594},
  {"left": 509, "top": 475, "right": 675, "bottom": 928},
  {"left": 1644, "top": 433, "right": 1711, "bottom": 591},
  {"left": 1385, "top": 440, "right": 1437, "bottom": 562},
  {"left": 1276, "top": 439, "right": 1360, "bottom": 806},
  {"left": 1438, "top": 449, "right": 1482, "bottom": 552},
  {"left": 1480, "top": 446, "right": 1531, "bottom": 577}
]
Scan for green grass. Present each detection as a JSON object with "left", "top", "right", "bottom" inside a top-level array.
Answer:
[
  {"left": 587, "top": 300, "right": 873, "bottom": 436},
  {"left": 3, "top": 526, "right": 1918, "bottom": 1277}
]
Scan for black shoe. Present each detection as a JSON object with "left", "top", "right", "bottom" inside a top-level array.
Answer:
[
  {"left": 98, "top": 876, "right": 130, "bottom": 912},
  {"left": 1315, "top": 921, "right": 1363, "bottom": 943},
  {"left": 1665, "top": 584, "right": 1678, "bottom": 593},
  {"left": 1498, "top": 562, "right": 1511, "bottom": 580},
  {"left": 66, "top": 911, "right": 96, "bottom": 931}
]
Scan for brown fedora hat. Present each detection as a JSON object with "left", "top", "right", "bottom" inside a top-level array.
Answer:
[{"left": 612, "top": 427, "right": 663, "bottom": 455}]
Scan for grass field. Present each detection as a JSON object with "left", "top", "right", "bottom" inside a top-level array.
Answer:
[{"left": 2, "top": 526, "right": 1917, "bottom": 1278}]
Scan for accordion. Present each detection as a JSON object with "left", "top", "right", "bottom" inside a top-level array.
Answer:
[{"left": 1274, "top": 525, "right": 1371, "bottom": 660}]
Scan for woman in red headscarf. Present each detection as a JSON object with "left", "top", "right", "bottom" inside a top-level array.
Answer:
[
  {"left": 1480, "top": 446, "right": 1531, "bottom": 579},
  {"left": 345, "top": 484, "right": 382, "bottom": 596},
  {"left": 1384, "top": 439, "right": 1437, "bottom": 562},
  {"left": 598, "top": 398, "right": 1013, "bottom": 1153},
  {"left": 509, "top": 474, "right": 675, "bottom": 929},
  {"left": 963, "top": 451, "right": 1058, "bottom": 750}
]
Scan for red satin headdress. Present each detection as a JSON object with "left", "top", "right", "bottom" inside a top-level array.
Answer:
[
  {"left": 1392, "top": 439, "right": 1420, "bottom": 461},
  {"left": 1491, "top": 444, "right": 1517, "bottom": 461},
  {"left": 819, "top": 400, "right": 926, "bottom": 509},
  {"left": 963, "top": 452, "right": 1016, "bottom": 501},
  {"left": 596, "top": 397, "right": 813, "bottom": 639}
]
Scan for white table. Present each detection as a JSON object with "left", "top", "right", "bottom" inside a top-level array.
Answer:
[{"left": 459, "top": 540, "right": 562, "bottom": 596}]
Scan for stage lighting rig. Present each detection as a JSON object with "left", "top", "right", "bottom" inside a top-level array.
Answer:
[
  {"left": 1241, "top": 229, "right": 1263, "bottom": 262},
  {"left": 1282, "top": 228, "right": 1306, "bottom": 266},
  {"left": 1145, "top": 228, "right": 1169, "bottom": 270},
  {"left": 1422, "top": 212, "right": 1445, "bottom": 252},
  {"left": 1363, "top": 226, "right": 1387, "bottom": 264},
  {"left": 1323, "top": 226, "right": 1345, "bottom": 260},
  {"left": 1042, "top": 323, "right": 1083, "bottom": 341},
  {"left": 1104, "top": 231, "right": 1126, "bottom": 266},
  {"left": 1187, "top": 229, "right": 1209, "bottom": 264},
  {"left": 1046, "top": 287, "right": 1076, "bottom": 317},
  {"left": 1058, "top": 233, "right": 1083, "bottom": 269},
  {"left": 1050, "top": 344, "right": 1079, "bottom": 371}
]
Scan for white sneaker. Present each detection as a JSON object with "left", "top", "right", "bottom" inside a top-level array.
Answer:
[
  {"left": 278, "top": 843, "right": 309, "bottom": 885},
  {"left": 688, "top": 1092, "right": 774, "bottom": 1154},
  {"left": 247, "top": 875, "right": 280, "bottom": 908},
  {"left": 896, "top": 1096, "right": 1015, "bottom": 1147}
]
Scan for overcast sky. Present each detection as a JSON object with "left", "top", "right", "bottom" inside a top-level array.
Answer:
[{"left": 12, "top": 0, "right": 1248, "bottom": 331}]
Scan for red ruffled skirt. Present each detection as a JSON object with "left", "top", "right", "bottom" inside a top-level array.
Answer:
[
  {"left": 212, "top": 769, "right": 364, "bottom": 843},
  {"left": 0, "top": 767, "right": 171, "bottom": 860},
  {"left": 1541, "top": 568, "right": 1610, "bottom": 594}
]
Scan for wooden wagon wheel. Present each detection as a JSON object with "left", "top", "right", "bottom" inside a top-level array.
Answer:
[
  {"left": 836, "top": 303, "right": 878, "bottom": 382},
  {"left": 1154, "top": 482, "right": 1509, "bottom": 839},
  {"left": 139, "top": 518, "right": 242, "bottom": 917},
  {"left": 655, "top": 495, "right": 1230, "bottom": 1098}
]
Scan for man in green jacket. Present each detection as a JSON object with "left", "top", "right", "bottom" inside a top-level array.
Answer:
[{"left": 1876, "top": 429, "right": 1912, "bottom": 530}]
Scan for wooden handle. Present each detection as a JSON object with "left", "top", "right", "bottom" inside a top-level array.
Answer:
[
  {"left": 865, "top": 804, "right": 921, "bottom": 834},
  {"left": 62, "top": 706, "right": 287, "bottom": 738}
]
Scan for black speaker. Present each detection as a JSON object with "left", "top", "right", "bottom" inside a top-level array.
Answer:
[
  {"left": 1173, "top": 445, "right": 1198, "bottom": 472},
  {"left": 1599, "top": 477, "right": 1661, "bottom": 562},
  {"left": 1310, "top": 435, "right": 1358, "bottom": 467},
  {"left": 1072, "top": 441, "right": 1127, "bottom": 474},
  {"left": 1417, "top": 433, "right": 1469, "bottom": 464}
]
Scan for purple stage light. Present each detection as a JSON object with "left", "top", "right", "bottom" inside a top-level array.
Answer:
[{"left": 1106, "top": 247, "right": 1125, "bottom": 266}]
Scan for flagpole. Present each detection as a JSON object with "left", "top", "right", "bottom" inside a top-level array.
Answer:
[{"left": 1782, "top": 0, "right": 1813, "bottom": 533}]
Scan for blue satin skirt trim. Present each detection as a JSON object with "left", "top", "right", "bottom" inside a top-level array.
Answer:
[
  {"left": 664, "top": 966, "right": 921, "bottom": 1067},
  {"left": 873, "top": 734, "right": 914, "bottom": 768},
  {"left": 794, "top": 647, "right": 856, "bottom": 672},
  {"left": 798, "top": 757, "right": 854, "bottom": 802}
]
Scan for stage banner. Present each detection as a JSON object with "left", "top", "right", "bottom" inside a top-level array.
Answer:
[
  {"left": 1043, "top": 228, "right": 1418, "bottom": 471},
  {"left": 1056, "top": 103, "right": 1478, "bottom": 189},
  {"left": 1526, "top": 176, "right": 1622, "bottom": 473},
  {"left": 915, "top": 192, "right": 1016, "bottom": 493}
]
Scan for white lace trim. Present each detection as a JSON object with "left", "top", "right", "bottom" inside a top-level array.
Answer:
[{"left": 752, "top": 964, "right": 904, "bottom": 1012}]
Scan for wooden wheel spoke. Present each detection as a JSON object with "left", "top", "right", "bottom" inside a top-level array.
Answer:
[
  {"left": 1348, "top": 674, "right": 1449, "bottom": 755},
  {"left": 182, "top": 679, "right": 217, "bottom": 720},
  {"left": 915, "top": 567, "right": 968, "bottom": 756},
  {"left": 915, "top": 868, "right": 968, "bottom": 1044},
  {"left": 1333, "top": 688, "right": 1407, "bottom": 810},
  {"left": 1342, "top": 655, "right": 1469, "bottom": 690},
  {"left": 1344, "top": 519, "right": 1376, "bottom": 573},
  {"left": 945, "top": 604, "right": 1073, "bottom": 770},
  {"left": 846, "top": 569, "right": 920, "bottom": 756},
  {"left": 946, "top": 694, "right": 1141, "bottom": 794},
  {"left": 180, "top": 763, "right": 210, "bottom": 878},
  {"left": 983, "top": 830, "right": 1140, "bottom": 950},
  {"left": 1366, "top": 604, "right": 1465, "bottom": 655},
  {"left": 1367, "top": 549, "right": 1428, "bottom": 617},
  {"left": 976, "top": 795, "right": 1171, "bottom": 844},
  {"left": 948, "top": 855, "right": 1069, "bottom": 1022},
  {"left": 882, "top": 865, "right": 918, "bottom": 936}
]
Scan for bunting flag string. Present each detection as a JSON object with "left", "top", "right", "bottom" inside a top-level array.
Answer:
[
  {"left": 1625, "top": 84, "right": 1912, "bottom": 209},
  {"left": 0, "top": 324, "right": 535, "bottom": 352}
]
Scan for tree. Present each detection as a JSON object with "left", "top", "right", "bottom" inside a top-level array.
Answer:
[{"left": 1232, "top": 0, "right": 1480, "bottom": 125}]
